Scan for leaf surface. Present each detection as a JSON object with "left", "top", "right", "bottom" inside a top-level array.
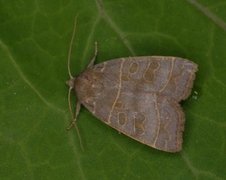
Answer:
[{"left": 0, "top": 0, "right": 226, "bottom": 179}]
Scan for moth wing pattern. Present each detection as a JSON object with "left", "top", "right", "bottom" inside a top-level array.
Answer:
[{"left": 75, "top": 56, "right": 198, "bottom": 152}]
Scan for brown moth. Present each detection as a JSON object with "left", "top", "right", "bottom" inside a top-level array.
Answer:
[{"left": 66, "top": 18, "right": 198, "bottom": 153}]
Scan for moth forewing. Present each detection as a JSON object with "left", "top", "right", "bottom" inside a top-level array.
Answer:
[{"left": 73, "top": 56, "right": 198, "bottom": 152}]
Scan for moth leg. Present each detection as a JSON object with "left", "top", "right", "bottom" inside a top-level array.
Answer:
[
  {"left": 88, "top": 41, "right": 98, "bottom": 68},
  {"left": 66, "top": 87, "right": 84, "bottom": 150},
  {"left": 67, "top": 101, "right": 81, "bottom": 130},
  {"left": 67, "top": 86, "right": 81, "bottom": 130},
  {"left": 67, "top": 101, "right": 84, "bottom": 151}
]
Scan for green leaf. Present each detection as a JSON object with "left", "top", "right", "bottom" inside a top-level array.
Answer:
[{"left": 1, "top": 0, "right": 226, "bottom": 179}]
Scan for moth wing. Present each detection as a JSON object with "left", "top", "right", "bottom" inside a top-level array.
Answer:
[
  {"left": 117, "top": 56, "right": 198, "bottom": 101},
  {"left": 78, "top": 56, "right": 198, "bottom": 102},
  {"left": 76, "top": 56, "right": 197, "bottom": 152},
  {"left": 150, "top": 56, "right": 198, "bottom": 101},
  {"left": 91, "top": 89, "right": 184, "bottom": 152}
]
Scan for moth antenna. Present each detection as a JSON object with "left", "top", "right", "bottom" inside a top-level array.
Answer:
[
  {"left": 67, "top": 15, "right": 78, "bottom": 79},
  {"left": 88, "top": 41, "right": 98, "bottom": 68},
  {"left": 67, "top": 15, "right": 84, "bottom": 151}
]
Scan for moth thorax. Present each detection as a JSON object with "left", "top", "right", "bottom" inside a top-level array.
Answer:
[{"left": 74, "top": 70, "right": 103, "bottom": 103}]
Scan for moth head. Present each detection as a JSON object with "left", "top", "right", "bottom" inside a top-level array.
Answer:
[{"left": 66, "top": 78, "right": 75, "bottom": 89}]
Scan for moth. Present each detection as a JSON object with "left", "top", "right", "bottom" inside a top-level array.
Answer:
[{"left": 66, "top": 18, "right": 198, "bottom": 153}]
